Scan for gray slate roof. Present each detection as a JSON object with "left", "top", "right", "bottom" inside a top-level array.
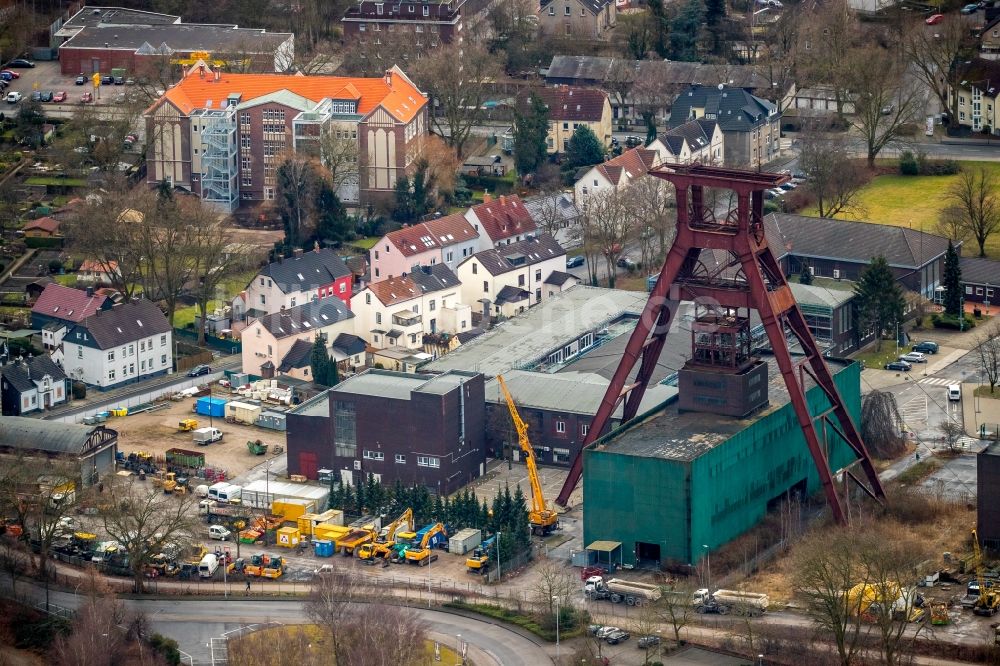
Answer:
[
  {"left": 522, "top": 192, "right": 580, "bottom": 226},
  {"left": 495, "top": 285, "right": 531, "bottom": 304},
  {"left": 70, "top": 299, "right": 171, "bottom": 350},
  {"left": 668, "top": 85, "right": 776, "bottom": 132},
  {"left": 61, "top": 23, "right": 290, "bottom": 52},
  {"left": 332, "top": 333, "right": 367, "bottom": 356},
  {"left": 259, "top": 248, "right": 351, "bottom": 295},
  {"left": 255, "top": 298, "right": 355, "bottom": 340},
  {"left": 544, "top": 270, "right": 577, "bottom": 286},
  {"left": 408, "top": 263, "right": 461, "bottom": 293},
  {"left": 464, "top": 233, "right": 565, "bottom": 277},
  {"left": 764, "top": 214, "right": 952, "bottom": 269},
  {"left": 960, "top": 255, "right": 1000, "bottom": 286},
  {"left": 0, "top": 416, "right": 113, "bottom": 455},
  {"left": 1, "top": 356, "right": 68, "bottom": 393},
  {"left": 278, "top": 339, "right": 314, "bottom": 372},
  {"left": 788, "top": 282, "right": 854, "bottom": 309},
  {"left": 661, "top": 118, "right": 716, "bottom": 154}
]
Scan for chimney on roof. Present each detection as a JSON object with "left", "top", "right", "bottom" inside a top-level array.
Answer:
[
  {"left": 385, "top": 70, "right": 392, "bottom": 86},
  {"left": 293, "top": 247, "right": 304, "bottom": 258},
  {"left": 499, "top": 195, "right": 506, "bottom": 206},
  {"left": 214, "top": 67, "right": 221, "bottom": 82},
  {"left": 483, "top": 192, "right": 492, "bottom": 204},
  {"left": 86, "top": 286, "right": 94, "bottom": 297},
  {"left": 314, "top": 241, "right": 321, "bottom": 253}
]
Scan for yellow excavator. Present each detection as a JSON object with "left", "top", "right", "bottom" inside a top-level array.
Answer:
[
  {"left": 497, "top": 375, "right": 559, "bottom": 536},
  {"left": 404, "top": 523, "right": 447, "bottom": 566},
  {"left": 357, "top": 508, "right": 413, "bottom": 563},
  {"left": 972, "top": 529, "right": 1000, "bottom": 617}
]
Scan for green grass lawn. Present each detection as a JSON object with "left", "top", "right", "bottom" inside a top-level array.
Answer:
[
  {"left": 23, "top": 176, "right": 88, "bottom": 187},
  {"left": 171, "top": 270, "right": 255, "bottom": 330},
  {"left": 853, "top": 343, "right": 907, "bottom": 370},
  {"left": 54, "top": 274, "right": 77, "bottom": 287},
  {"left": 801, "top": 161, "right": 1000, "bottom": 258},
  {"left": 347, "top": 237, "right": 379, "bottom": 251}
]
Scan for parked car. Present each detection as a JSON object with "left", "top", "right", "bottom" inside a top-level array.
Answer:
[
  {"left": 75, "top": 74, "right": 86, "bottom": 85},
  {"left": 779, "top": 182, "right": 797, "bottom": 191},
  {"left": 925, "top": 13, "right": 944, "bottom": 24},
  {"left": 1, "top": 69, "right": 20, "bottom": 79},
  {"left": 101, "top": 75, "right": 113, "bottom": 85},
  {"left": 208, "top": 525, "right": 231, "bottom": 541},
  {"left": 606, "top": 629, "right": 630, "bottom": 645},
  {"left": 52, "top": 91, "right": 67, "bottom": 103},
  {"left": 80, "top": 91, "right": 93, "bottom": 103},
  {"left": 768, "top": 188, "right": 786, "bottom": 198},
  {"left": 188, "top": 364, "right": 212, "bottom": 377},
  {"left": 588, "top": 624, "right": 604, "bottom": 636},
  {"left": 39, "top": 90, "right": 53, "bottom": 102},
  {"left": 624, "top": 136, "right": 642, "bottom": 148},
  {"left": 5, "top": 59, "right": 34, "bottom": 68},
  {"left": 5, "top": 91, "right": 21, "bottom": 104},
  {"left": 912, "top": 341, "right": 939, "bottom": 354},
  {"left": 566, "top": 255, "right": 585, "bottom": 269},
  {"left": 617, "top": 255, "right": 638, "bottom": 270},
  {"left": 30, "top": 90, "right": 41, "bottom": 102},
  {"left": 113, "top": 76, "right": 124, "bottom": 85},
  {"left": 637, "top": 635, "right": 662, "bottom": 649},
  {"left": 961, "top": 3, "right": 979, "bottom": 13},
  {"left": 881, "top": 103, "right": 895, "bottom": 115},
  {"left": 0, "top": 72, "right": 14, "bottom": 82},
  {"left": 885, "top": 360, "right": 912, "bottom": 372},
  {"left": 899, "top": 351, "right": 927, "bottom": 363},
  {"left": 125, "top": 78, "right": 136, "bottom": 85},
  {"left": 0, "top": 80, "right": 8, "bottom": 90},
  {"left": 595, "top": 626, "right": 621, "bottom": 640}
]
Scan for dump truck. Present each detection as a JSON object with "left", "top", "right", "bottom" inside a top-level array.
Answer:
[
  {"left": 337, "top": 528, "right": 375, "bottom": 556},
  {"left": 693, "top": 588, "right": 769, "bottom": 616},
  {"left": 585, "top": 576, "right": 662, "bottom": 606}
]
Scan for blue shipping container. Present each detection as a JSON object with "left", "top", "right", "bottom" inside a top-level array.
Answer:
[{"left": 196, "top": 396, "right": 227, "bottom": 418}]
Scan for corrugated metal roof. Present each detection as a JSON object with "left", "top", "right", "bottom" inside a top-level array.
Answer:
[{"left": 0, "top": 417, "right": 112, "bottom": 455}]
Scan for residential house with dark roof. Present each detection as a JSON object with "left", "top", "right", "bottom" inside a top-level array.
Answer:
[
  {"left": 456, "top": 234, "right": 567, "bottom": 317},
  {"left": 959, "top": 256, "right": 999, "bottom": 307},
  {"left": 0, "top": 416, "right": 118, "bottom": 486},
  {"left": 544, "top": 56, "right": 796, "bottom": 124},
  {"left": 464, "top": 194, "right": 538, "bottom": 251},
  {"left": 241, "top": 298, "right": 356, "bottom": 379},
  {"left": 1, "top": 356, "right": 70, "bottom": 416},
  {"left": 659, "top": 118, "right": 723, "bottom": 165},
  {"left": 522, "top": 192, "right": 581, "bottom": 248},
  {"left": 331, "top": 333, "right": 367, "bottom": 373},
  {"left": 31, "top": 284, "right": 113, "bottom": 353},
  {"left": 668, "top": 84, "right": 779, "bottom": 167},
  {"left": 145, "top": 64, "right": 428, "bottom": 211},
  {"left": 525, "top": 86, "right": 613, "bottom": 153},
  {"left": 353, "top": 264, "right": 470, "bottom": 350},
  {"left": 61, "top": 299, "right": 173, "bottom": 389},
  {"left": 370, "top": 213, "right": 479, "bottom": 282},
  {"left": 980, "top": 14, "right": 1000, "bottom": 59},
  {"left": 764, "top": 214, "right": 955, "bottom": 302},
  {"left": 341, "top": 0, "right": 469, "bottom": 56},
  {"left": 233, "top": 247, "right": 353, "bottom": 323},
  {"left": 573, "top": 145, "right": 662, "bottom": 202},
  {"left": 948, "top": 58, "right": 1000, "bottom": 134},
  {"left": 539, "top": 0, "right": 616, "bottom": 40}
]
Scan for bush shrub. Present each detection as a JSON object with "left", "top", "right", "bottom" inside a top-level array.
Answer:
[
  {"left": 47, "top": 259, "right": 62, "bottom": 273},
  {"left": 462, "top": 173, "right": 514, "bottom": 195},
  {"left": 149, "top": 633, "right": 182, "bottom": 666},
  {"left": 931, "top": 313, "right": 975, "bottom": 330},
  {"left": 899, "top": 150, "right": 960, "bottom": 176},
  {"left": 25, "top": 236, "right": 64, "bottom": 249},
  {"left": 899, "top": 151, "right": 919, "bottom": 175}
]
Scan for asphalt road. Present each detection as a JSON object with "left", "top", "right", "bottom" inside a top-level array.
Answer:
[{"left": 14, "top": 581, "right": 551, "bottom": 666}]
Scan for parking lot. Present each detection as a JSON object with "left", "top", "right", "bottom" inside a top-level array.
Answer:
[{"left": 3, "top": 59, "right": 149, "bottom": 116}]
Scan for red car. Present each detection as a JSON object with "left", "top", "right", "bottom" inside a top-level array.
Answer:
[
  {"left": 52, "top": 91, "right": 67, "bottom": 103},
  {"left": 0, "top": 69, "right": 20, "bottom": 79},
  {"left": 925, "top": 13, "right": 944, "bottom": 24},
  {"left": 80, "top": 91, "right": 93, "bottom": 103}
]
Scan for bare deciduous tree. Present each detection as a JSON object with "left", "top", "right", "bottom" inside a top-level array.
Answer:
[
  {"left": 861, "top": 390, "right": 906, "bottom": 459},
  {"left": 318, "top": 124, "right": 360, "bottom": 195},
  {"left": 798, "top": 122, "right": 868, "bottom": 219},
  {"left": 946, "top": 166, "right": 1000, "bottom": 257},
  {"left": 533, "top": 557, "right": 578, "bottom": 626},
  {"left": 629, "top": 174, "right": 675, "bottom": 268},
  {"left": 53, "top": 578, "right": 127, "bottom": 666},
  {"left": 976, "top": 320, "right": 1000, "bottom": 394},
  {"left": 578, "top": 188, "right": 638, "bottom": 289},
  {"left": 657, "top": 579, "right": 697, "bottom": 647},
  {"left": 101, "top": 479, "right": 196, "bottom": 593},
  {"left": 412, "top": 43, "right": 501, "bottom": 159},
  {"left": 906, "top": 16, "right": 974, "bottom": 133},
  {"left": 940, "top": 420, "right": 966, "bottom": 452}
]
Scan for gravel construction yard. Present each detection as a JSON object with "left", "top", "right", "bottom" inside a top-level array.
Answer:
[{"left": 110, "top": 397, "right": 286, "bottom": 481}]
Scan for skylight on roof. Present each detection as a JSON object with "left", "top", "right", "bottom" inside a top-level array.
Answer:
[
  {"left": 321, "top": 314, "right": 329, "bottom": 320},
  {"left": 136, "top": 320, "right": 143, "bottom": 327},
  {"left": 303, "top": 321, "right": 311, "bottom": 328},
  {"left": 297, "top": 273, "right": 305, "bottom": 281},
  {"left": 116, "top": 327, "right": 123, "bottom": 333}
]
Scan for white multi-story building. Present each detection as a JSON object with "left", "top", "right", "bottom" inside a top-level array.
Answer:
[
  {"left": 61, "top": 300, "right": 173, "bottom": 389},
  {"left": 353, "top": 264, "right": 471, "bottom": 350},
  {"left": 455, "top": 234, "right": 568, "bottom": 318},
  {"left": 369, "top": 213, "right": 479, "bottom": 282},
  {"left": 232, "top": 247, "right": 353, "bottom": 323}
]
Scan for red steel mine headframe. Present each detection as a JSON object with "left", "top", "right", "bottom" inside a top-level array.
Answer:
[{"left": 555, "top": 164, "right": 886, "bottom": 524}]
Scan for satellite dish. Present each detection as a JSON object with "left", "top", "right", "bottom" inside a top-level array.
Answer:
[{"left": 718, "top": 83, "right": 725, "bottom": 90}]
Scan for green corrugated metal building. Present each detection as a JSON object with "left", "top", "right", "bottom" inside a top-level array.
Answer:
[{"left": 583, "top": 357, "right": 861, "bottom": 567}]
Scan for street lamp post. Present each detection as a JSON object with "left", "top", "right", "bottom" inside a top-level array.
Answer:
[
  {"left": 703, "top": 544, "right": 711, "bottom": 591},
  {"left": 553, "top": 596, "right": 561, "bottom": 661},
  {"left": 495, "top": 531, "right": 501, "bottom": 581},
  {"left": 456, "top": 633, "right": 462, "bottom": 666}
]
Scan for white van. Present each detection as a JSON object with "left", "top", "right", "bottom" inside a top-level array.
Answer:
[
  {"left": 208, "top": 482, "right": 229, "bottom": 501},
  {"left": 198, "top": 553, "right": 219, "bottom": 578},
  {"left": 217, "top": 484, "right": 241, "bottom": 504},
  {"left": 209, "top": 525, "right": 231, "bottom": 541},
  {"left": 194, "top": 484, "right": 210, "bottom": 498},
  {"left": 948, "top": 385, "right": 961, "bottom": 402}
]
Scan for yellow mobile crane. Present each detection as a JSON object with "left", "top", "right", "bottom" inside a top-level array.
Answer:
[
  {"left": 972, "top": 529, "right": 1000, "bottom": 617},
  {"left": 497, "top": 375, "right": 559, "bottom": 536},
  {"left": 357, "top": 508, "right": 413, "bottom": 562}
]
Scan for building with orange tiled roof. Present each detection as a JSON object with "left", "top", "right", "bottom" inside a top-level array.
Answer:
[
  {"left": 370, "top": 213, "right": 479, "bottom": 281},
  {"left": 464, "top": 194, "right": 538, "bottom": 251},
  {"left": 145, "top": 64, "right": 428, "bottom": 212},
  {"left": 353, "top": 263, "right": 471, "bottom": 351}
]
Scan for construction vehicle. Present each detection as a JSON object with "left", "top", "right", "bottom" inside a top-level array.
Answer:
[
  {"left": 262, "top": 555, "right": 283, "bottom": 579},
  {"left": 162, "top": 472, "right": 178, "bottom": 494},
  {"left": 693, "top": 588, "right": 769, "bottom": 616},
  {"left": 466, "top": 535, "right": 497, "bottom": 574},
  {"left": 972, "top": 529, "right": 1000, "bottom": 616},
  {"left": 337, "top": 528, "right": 376, "bottom": 556},
  {"left": 358, "top": 508, "right": 413, "bottom": 563},
  {"left": 404, "top": 522, "right": 447, "bottom": 566},
  {"left": 844, "top": 582, "right": 923, "bottom": 622},
  {"left": 586, "top": 576, "right": 662, "bottom": 606},
  {"left": 178, "top": 419, "right": 199, "bottom": 432},
  {"left": 244, "top": 554, "right": 266, "bottom": 577},
  {"left": 497, "top": 375, "right": 559, "bottom": 536},
  {"left": 929, "top": 602, "right": 950, "bottom": 625},
  {"left": 246, "top": 439, "right": 268, "bottom": 455}
]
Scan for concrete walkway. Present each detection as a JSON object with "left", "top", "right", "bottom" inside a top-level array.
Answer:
[{"left": 962, "top": 382, "right": 1000, "bottom": 440}]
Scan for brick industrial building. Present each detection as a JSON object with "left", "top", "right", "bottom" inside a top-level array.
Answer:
[
  {"left": 285, "top": 370, "right": 486, "bottom": 494},
  {"left": 341, "top": 0, "right": 470, "bottom": 52},
  {"left": 56, "top": 6, "right": 293, "bottom": 76},
  {"left": 145, "top": 65, "right": 428, "bottom": 212}
]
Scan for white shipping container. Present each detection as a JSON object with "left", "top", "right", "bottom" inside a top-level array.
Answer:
[{"left": 448, "top": 528, "right": 482, "bottom": 555}]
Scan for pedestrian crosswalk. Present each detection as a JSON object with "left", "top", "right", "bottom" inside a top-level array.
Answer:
[
  {"left": 899, "top": 396, "right": 927, "bottom": 425},
  {"left": 919, "top": 377, "right": 954, "bottom": 387},
  {"left": 954, "top": 436, "right": 980, "bottom": 449}
]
